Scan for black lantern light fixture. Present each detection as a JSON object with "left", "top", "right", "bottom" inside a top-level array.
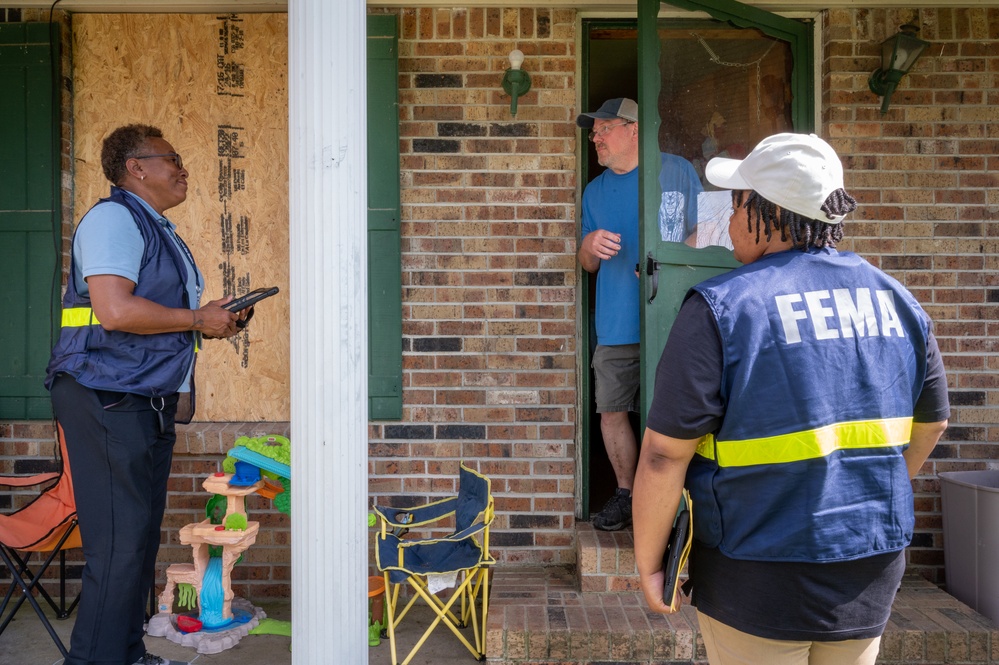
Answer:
[
  {"left": 501, "top": 49, "right": 531, "bottom": 117},
  {"left": 868, "top": 24, "right": 930, "bottom": 115}
]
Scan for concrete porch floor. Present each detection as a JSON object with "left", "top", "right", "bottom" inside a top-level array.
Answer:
[
  {"left": 4, "top": 523, "right": 997, "bottom": 665},
  {"left": 0, "top": 598, "right": 477, "bottom": 665},
  {"left": 0, "top": 599, "right": 293, "bottom": 665}
]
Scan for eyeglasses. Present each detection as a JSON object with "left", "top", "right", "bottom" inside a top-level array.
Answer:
[
  {"left": 588, "top": 121, "right": 633, "bottom": 141},
  {"left": 133, "top": 153, "right": 184, "bottom": 170}
]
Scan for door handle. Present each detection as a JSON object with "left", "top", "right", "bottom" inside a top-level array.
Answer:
[{"left": 645, "top": 253, "right": 662, "bottom": 304}]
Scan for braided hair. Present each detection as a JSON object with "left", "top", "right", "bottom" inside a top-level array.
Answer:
[{"left": 732, "top": 188, "right": 856, "bottom": 250}]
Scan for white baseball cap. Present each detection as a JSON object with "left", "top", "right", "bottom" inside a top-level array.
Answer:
[{"left": 705, "top": 133, "right": 848, "bottom": 224}]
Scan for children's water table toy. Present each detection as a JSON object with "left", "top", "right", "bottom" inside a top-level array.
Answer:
[{"left": 147, "top": 435, "right": 290, "bottom": 654}]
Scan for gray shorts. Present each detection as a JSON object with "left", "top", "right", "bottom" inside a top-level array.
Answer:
[{"left": 591, "top": 343, "right": 640, "bottom": 413}]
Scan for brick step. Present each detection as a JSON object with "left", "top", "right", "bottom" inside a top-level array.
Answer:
[
  {"left": 487, "top": 565, "right": 704, "bottom": 664},
  {"left": 576, "top": 521, "right": 642, "bottom": 593},
  {"left": 486, "top": 562, "right": 999, "bottom": 664}
]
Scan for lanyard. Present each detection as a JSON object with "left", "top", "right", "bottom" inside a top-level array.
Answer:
[{"left": 160, "top": 220, "right": 203, "bottom": 300}]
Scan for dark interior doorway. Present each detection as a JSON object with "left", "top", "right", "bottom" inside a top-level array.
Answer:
[{"left": 581, "top": 20, "right": 641, "bottom": 518}]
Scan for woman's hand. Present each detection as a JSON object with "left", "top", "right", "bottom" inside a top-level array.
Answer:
[
  {"left": 195, "top": 297, "right": 243, "bottom": 338},
  {"left": 639, "top": 565, "right": 678, "bottom": 614}
]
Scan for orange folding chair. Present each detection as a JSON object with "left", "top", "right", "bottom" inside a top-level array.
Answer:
[{"left": 0, "top": 422, "right": 81, "bottom": 658}]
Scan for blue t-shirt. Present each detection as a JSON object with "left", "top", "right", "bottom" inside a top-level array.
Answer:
[
  {"left": 73, "top": 190, "right": 203, "bottom": 392},
  {"left": 582, "top": 153, "right": 702, "bottom": 346}
]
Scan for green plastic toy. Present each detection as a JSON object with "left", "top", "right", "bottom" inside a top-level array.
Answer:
[{"left": 177, "top": 582, "right": 198, "bottom": 611}]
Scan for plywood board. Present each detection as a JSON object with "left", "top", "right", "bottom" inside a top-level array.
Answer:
[{"left": 72, "top": 13, "right": 289, "bottom": 421}]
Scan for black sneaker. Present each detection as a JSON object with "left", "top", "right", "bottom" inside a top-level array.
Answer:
[
  {"left": 132, "top": 653, "right": 191, "bottom": 665},
  {"left": 592, "top": 488, "right": 632, "bottom": 531}
]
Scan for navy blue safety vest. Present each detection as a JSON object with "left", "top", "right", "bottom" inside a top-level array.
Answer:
[
  {"left": 45, "top": 187, "right": 196, "bottom": 397},
  {"left": 687, "top": 248, "right": 929, "bottom": 562}
]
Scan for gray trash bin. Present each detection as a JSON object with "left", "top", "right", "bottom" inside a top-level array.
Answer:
[{"left": 939, "top": 470, "right": 999, "bottom": 626}]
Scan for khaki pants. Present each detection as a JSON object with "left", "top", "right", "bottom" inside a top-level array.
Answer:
[{"left": 698, "top": 611, "right": 881, "bottom": 665}]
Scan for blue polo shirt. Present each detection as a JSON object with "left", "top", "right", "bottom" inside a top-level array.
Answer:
[{"left": 73, "top": 190, "right": 203, "bottom": 391}]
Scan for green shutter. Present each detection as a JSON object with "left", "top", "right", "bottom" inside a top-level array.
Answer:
[
  {"left": 0, "top": 23, "right": 59, "bottom": 419},
  {"left": 366, "top": 15, "right": 402, "bottom": 420}
]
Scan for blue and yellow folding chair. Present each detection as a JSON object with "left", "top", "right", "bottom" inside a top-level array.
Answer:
[{"left": 373, "top": 463, "right": 495, "bottom": 665}]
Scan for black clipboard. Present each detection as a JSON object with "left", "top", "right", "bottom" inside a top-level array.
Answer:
[
  {"left": 662, "top": 489, "right": 693, "bottom": 611},
  {"left": 223, "top": 286, "right": 279, "bottom": 329}
]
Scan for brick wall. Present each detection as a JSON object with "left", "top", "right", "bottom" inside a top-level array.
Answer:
[
  {"left": 366, "top": 6, "right": 580, "bottom": 567},
  {"left": 824, "top": 7, "right": 999, "bottom": 584}
]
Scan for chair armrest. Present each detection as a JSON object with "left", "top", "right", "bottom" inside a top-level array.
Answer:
[
  {"left": 446, "top": 519, "right": 488, "bottom": 542},
  {"left": 0, "top": 472, "right": 61, "bottom": 488}
]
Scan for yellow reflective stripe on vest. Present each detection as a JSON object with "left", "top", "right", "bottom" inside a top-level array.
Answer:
[
  {"left": 61, "top": 307, "right": 99, "bottom": 327},
  {"left": 696, "top": 417, "right": 912, "bottom": 467},
  {"left": 63, "top": 307, "right": 200, "bottom": 353}
]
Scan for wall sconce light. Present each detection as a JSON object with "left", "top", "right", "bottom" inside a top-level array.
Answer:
[
  {"left": 501, "top": 49, "right": 531, "bottom": 117},
  {"left": 868, "top": 24, "right": 929, "bottom": 115}
]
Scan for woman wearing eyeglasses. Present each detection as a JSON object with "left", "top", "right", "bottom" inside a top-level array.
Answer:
[{"left": 46, "top": 124, "right": 246, "bottom": 665}]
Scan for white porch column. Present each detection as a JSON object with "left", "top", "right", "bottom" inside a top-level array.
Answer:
[{"left": 288, "top": 1, "right": 368, "bottom": 663}]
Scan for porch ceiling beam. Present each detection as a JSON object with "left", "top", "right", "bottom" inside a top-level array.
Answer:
[
  {"left": 15, "top": 0, "right": 999, "bottom": 12},
  {"left": 15, "top": 0, "right": 285, "bottom": 11}
]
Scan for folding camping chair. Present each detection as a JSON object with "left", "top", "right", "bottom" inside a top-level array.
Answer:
[
  {"left": 0, "top": 422, "right": 81, "bottom": 659},
  {"left": 373, "top": 463, "right": 495, "bottom": 665}
]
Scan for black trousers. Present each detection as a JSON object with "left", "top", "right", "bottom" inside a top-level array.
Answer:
[{"left": 50, "top": 374, "right": 178, "bottom": 665}]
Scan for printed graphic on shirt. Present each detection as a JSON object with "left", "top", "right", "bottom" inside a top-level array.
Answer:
[{"left": 658, "top": 190, "right": 690, "bottom": 243}]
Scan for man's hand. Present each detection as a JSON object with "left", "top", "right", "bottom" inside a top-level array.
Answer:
[{"left": 578, "top": 229, "right": 622, "bottom": 273}]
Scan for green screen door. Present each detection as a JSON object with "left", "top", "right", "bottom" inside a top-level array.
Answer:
[{"left": 637, "top": 0, "right": 814, "bottom": 425}]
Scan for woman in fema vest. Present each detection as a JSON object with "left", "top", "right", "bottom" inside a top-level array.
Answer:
[
  {"left": 633, "top": 133, "right": 949, "bottom": 665},
  {"left": 46, "top": 124, "right": 248, "bottom": 665}
]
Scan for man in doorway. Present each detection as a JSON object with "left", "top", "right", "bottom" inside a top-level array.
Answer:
[{"left": 576, "top": 97, "right": 702, "bottom": 531}]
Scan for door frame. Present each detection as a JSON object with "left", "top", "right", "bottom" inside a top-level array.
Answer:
[
  {"left": 577, "top": 17, "right": 643, "bottom": 519},
  {"left": 577, "top": 0, "right": 816, "bottom": 518}
]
